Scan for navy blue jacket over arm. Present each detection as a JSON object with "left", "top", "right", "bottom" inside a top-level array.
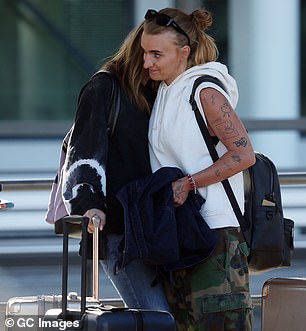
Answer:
[{"left": 116, "top": 167, "right": 218, "bottom": 271}]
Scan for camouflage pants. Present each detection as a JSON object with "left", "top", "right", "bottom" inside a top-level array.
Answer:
[{"left": 162, "top": 227, "right": 253, "bottom": 331}]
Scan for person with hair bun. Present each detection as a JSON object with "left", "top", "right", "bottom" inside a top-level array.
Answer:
[{"left": 142, "top": 7, "right": 255, "bottom": 331}]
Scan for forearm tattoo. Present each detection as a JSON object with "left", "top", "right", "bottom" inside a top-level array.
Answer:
[
  {"left": 232, "top": 155, "right": 241, "bottom": 163},
  {"left": 215, "top": 169, "right": 222, "bottom": 177},
  {"left": 214, "top": 155, "right": 241, "bottom": 178}
]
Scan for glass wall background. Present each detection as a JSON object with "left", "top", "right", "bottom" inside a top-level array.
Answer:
[
  {"left": 0, "top": 0, "right": 132, "bottom": 121},
  {"left": 0, "top": 0, "right": 305, "bottom": 124}
]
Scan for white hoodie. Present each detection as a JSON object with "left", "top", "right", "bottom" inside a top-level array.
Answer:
[{"left": 148, "top": 62, "right": 243, "bottom": 229}]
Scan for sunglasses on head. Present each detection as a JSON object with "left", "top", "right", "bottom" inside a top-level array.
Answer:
[{"left": 144, "top": 9, "right": 191, "bottom": 46}]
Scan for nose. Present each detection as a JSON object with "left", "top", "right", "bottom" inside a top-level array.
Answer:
[{"left": 143, "top": 53, "right": 153, "bottom": 69}]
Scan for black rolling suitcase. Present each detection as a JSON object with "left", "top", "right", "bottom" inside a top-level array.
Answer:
[{"left": 43, "top": 215, "right": 176, "bottom": 331}]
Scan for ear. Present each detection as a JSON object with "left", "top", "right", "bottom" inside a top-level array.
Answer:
[{"left": 181, "top": 45, "right": 191, "bottom": 60}]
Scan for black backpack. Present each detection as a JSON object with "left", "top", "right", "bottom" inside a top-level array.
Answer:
[
  {"left": 243, "top": 153, "right": 294, "bottom": 272},
  {"left": 189, "top": 75, "right": 294, "bottom": 273}
]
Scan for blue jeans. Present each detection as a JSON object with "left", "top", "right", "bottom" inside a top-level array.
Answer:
[{"left": 100, "top": 234, "right": 171, "bottom": 311}]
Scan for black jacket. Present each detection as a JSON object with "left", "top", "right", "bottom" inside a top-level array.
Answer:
[
  {"left": 62, "top": 72, "right": 154, "bottom": 234},
  {"left": 116, "top": 167, "right": 218, "bottom": 271}
]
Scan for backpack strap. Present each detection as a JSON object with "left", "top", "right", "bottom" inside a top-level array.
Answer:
[
  {"left": 189, "top": 75, "right": 226, "bottom": 109},
  {"left": 189, "top": 76, "right": 250, "bottom": 236}
]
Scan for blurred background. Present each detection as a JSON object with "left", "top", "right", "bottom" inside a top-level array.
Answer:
[
  {"left": 0, "top": 1, "right": 305, "bottom": 330},
  {"left": 1, "top": 0, "right": 305, "bottom": 171}
]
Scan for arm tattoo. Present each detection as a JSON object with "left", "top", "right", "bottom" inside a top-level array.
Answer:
[
  {"left": 202, "top": 93, "right": 231, "bottom": 117},
  {"left": 215, "top": 120, "right": 239, "bottom": 140},
  {"left": 221, "top": 98, "right": 232, "bottom": 117},
  {"left": 215, "top": 166, "right": 231, "bottom": 180},
  {"left": 232, "top": 155, "right": 241, "bottom": 163},
  {"left": 215, "top": 169, "right": 222, "bottom": 177},
  {"left": 223, "top": 161, "right": 234, "bottom": 173},
  {"left": 202, "top": 93, "right": 216, "bottom": 106},
  {"left": 233, "top": 137, "right": 248, "bottom": 147}
]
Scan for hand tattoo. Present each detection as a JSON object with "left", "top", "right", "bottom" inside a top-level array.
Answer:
[{"left": 173, "top": 180, "right": 186, "bottom": 200}]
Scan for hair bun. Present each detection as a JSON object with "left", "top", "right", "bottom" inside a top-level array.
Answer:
[{"left": 190, "top": 9, "right": 213, "bottom": 31}]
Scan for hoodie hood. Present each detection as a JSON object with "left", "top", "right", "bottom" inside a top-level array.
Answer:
[{"left": 160, "top": 61, "right": 238, "bottom": 108}]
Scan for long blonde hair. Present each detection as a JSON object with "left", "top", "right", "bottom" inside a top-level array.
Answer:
[
  {"left": 143, "top": 8, "right": 219, "bottom": 68},
  {"left": 102, "top": 22, "right": 153, "bottom": 112}
]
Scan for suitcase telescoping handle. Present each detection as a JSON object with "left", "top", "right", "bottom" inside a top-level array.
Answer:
[
  {"left": 61, "top": 215, "right": 100, "bottom": 318},
  {"left": 91, "top": 215, "right": 100, "bottom": 301}
]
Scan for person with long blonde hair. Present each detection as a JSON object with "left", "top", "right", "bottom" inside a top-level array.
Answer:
[{"left": 61, "top": 21, "right": 170, "bottom": 311}]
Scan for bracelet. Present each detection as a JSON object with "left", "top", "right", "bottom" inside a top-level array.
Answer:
[{"left": 187, "top": 174, "right": 197, "bottom": 194}]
